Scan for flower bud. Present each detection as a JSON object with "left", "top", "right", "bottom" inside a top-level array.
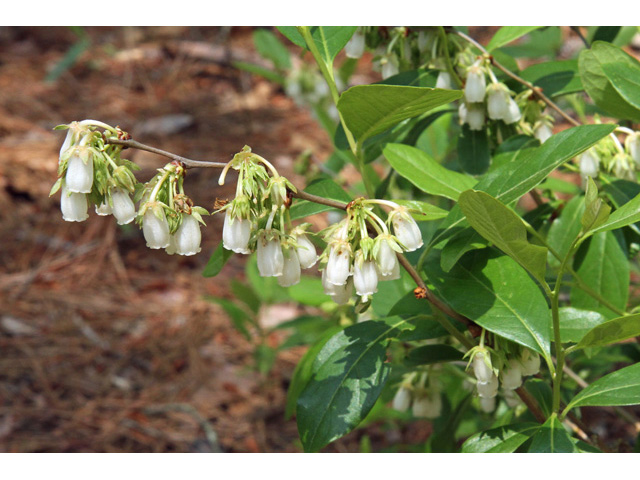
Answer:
[
  {"left": 113, "top": 166, "right": 137, "bottom": 193},
  {"left": 143, "top": 206, "right": 171, "bottom": 249},
  {"left": 626, "top": 132, "right": 640, "bottom": 166},
  {"left": 534, "top": 122, "right": 553, "bottom": 144},
  {"left": 256, "top": 231, "right": 284, "bottom": 277},
  {"left": 520, "top": 349, "right": 541, "bottom": 376},
  {"left": 111, "top": 188, "right": 137, "bottom": 225},
  {"left": 486, "top": 83, "right": 511, "bottom": 120},
  {"left": 345, "top": 31, "right": 365, "bottom": 59},
  {"left": 174, "top": 214, "right": 202, "bottom": 256},
  {"left": 392, "top": 386, "right": 412, "bottom": 412},
  {"left": 501, "top": 359, "right": 523, "bottom": 390},
  {"left": 503, "top": 98, "right": 521, "bottom": 124},
  {"left": 353, "top": 251, "right": 379, "bottom": 302},
  {"left": 436, "top": 71, "right": 452, "bottom": 90},
  {"left": 477, "top": 374, "right": 499, "bottom": 398},
  {"left": 412, "top": 393, "right": 442, "bottom": 419},
  {"left": 472, "top": 350, "right": 494, "bottom": 383},
  {"left": 295, "top": 234, "right": 317, "bottom": 269},
  {"left": 325, "top": 243, "right": 352, "bottom": 286},
  {"left": 222, "top": 212, "right": 251, "bottom": 254},
  {"left": 61, "top": 184, "right": 89, "bottom": 222},
  {"left": 278, "top": 248, "right": 301, "bottom": 287},
  {"left": 390, "top": 208, "right": 423, "bottom": 251},
  {"left": 479, "top": 396, "right": 496, "bottom": 413},
  {"left": 65, "top": 152, "right": 93, "bottom": 194},
  {"left": 465, "top": 65, "right": 486, "bottom": 103}
]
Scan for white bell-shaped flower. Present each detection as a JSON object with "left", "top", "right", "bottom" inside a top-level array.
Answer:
[
  {"left": 465, "top": 65, "right": 486, "bottom": 103},
  {"left": 61, "top": 184, "right": 89, "bottom": 222},
  {"left": 436, "top": 70, "right": 452, "bottom": 90},
  {"left": 534, "top": 122, "right": 553, "bottom": 144},
  {"left": 579, "top": 149, "right": 600, "bottom": 180},
  {"left": 472, "top": 350, "right": 494, "bottom": 383},
  {"left": 486, "top": 83, "right": 511, "bottom": 120},
  {"left": 477, "top": 374, "right": 499, "bottom": 398},
  {"left": 626, "top": 132, "right": 640, "bottom": 166},
  {"left": 295, "top": 234, "right": 317, "bottom": 269},
  {"left": 65, "top": 152, "right": 94, "bottom": 194},
  {"left": 459, "top": 102, "right": 468, "bottom": 125},
  {"left": 256, "top": 231, "right": 284, "bottom": 277},
  {"left": 520, "top": 349, "right": 541, "bottom": 376},
  {"left": 466, "top": 103, "right": 486, "bottom": 131},
  {"left": 353, "top": 251, "right": 378, "bottom": 302},
  {"left": 111, "top": 188, "right": 136, "bottom": 225},
  {"left": 392, "top": 386, "right": 412, "bottom": 412},
  {"left": 479, "top": 396, "right": 496, "bottom": 413},
  {"left": 345, "top": 31, "right": 365, "bottom": 59},
  {"left": 95, "top": 201, "right": 113, "bottom": 216},
  {"left": 390, "top": 209, "right": 423, "bottom": 251},
  {"left": 175, "top": 214, "right": 202, "bottom": 256},
  {"left": 503, "top": 97, "right": 522, "bottom": 124},
  {"left": 501, "top": 359, "right": 523, "bottom": 390},
  {"left": 59, "top": 129, "right": 73, "bottom": 161},
  {"left": 165, "top": 235, "right": 177, "bottom": 255},
  {"left": 325, "top": 243, "right": 352, "bottom": 286},
  {"left": 376, "top": 235, "right": 400, "bottom": 278},
  {"left": 412, "top": 393, "right": 442, "bottom": 419},
  {"left": 278, "top": 248, "right": 301, "bottom": 287},
  {"left": 503, "top": 388, "right": 521, "bottom": 408},
  {"left": 222, "top": 212, "right": 251, "bottom": 254},
  {"left": 143, "top": 207, "right": 171, "bottom": 249},
  {"left": 322, "top": 269, "right": 353, "bottom": 304},
  {"left": 381, "top": 54, "right": 399, "bottom": 80}
]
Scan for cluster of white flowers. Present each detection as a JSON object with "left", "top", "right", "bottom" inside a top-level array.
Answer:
[
  {"left": 392, "top": 372, "right": 442, "bottom": 419},
  {"left": 467, "top": 345, "right": 540, "bottom": 413},
  {"left": 218, "top": 146, "right": 317, "bottom": 288},
  {"left": 54, "top": 120, "right": 207, "bottom": 256},
  {"left": 319, "top": 198, "right": 423, "bottom": 305},
  {"left": 578, "top": 129, "right": 640, "bottom": 185}
]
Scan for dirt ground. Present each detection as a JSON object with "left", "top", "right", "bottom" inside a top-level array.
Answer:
[{"left": 1, "top": 26, "right": 639, "bottom": 453}]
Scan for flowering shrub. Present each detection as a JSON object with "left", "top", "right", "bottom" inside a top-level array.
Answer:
[{"left": 53, "top": 26, "right": 640, "bottom": 452}]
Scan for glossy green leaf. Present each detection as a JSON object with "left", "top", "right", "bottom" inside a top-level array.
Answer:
[
  {"left": 462, "top": 423, "right": 540, "bottom": 453},
  {"left": 392, "top": 199, "right": 448, "bottom": 221},
  {"left": 297, "top": 319, "right": 405, "bottom": 452},
  {"left": 489, "top": 134, "right": 538, "bottom": 172},
  {"left": 592, "top": 26, "right": 621, "bottom": 43},
  {"left": 424, "top": 249, "right": 551, "bottom": 357},
  {"left": 253, "top": 28, "right": 291, "bottom": 70},
  {"left": 570, "top": 231, "right": 629, "bottom": 318},
  {"left": 581, "top": 177, "right": 611, "bottom": 233},
  {"left": 289, "top": 178, "right": 350, "bottom": 220},
  {"left": 602, "top": 59, "right": 640, "bottom": 111},
  {"left": 277, "top": 26, "right": 357, "bottom": 64},
  {"left": 486, "top": 26, "right": 543, "bottom": 52},
  {"left": 524, "top": 378, "right": 554, "bottom": 418},
  {"left": 459, "top": 190, "right": 548, "bottom": 285},
  {"left": 591, "top": 190, "right": 640, "bottom": 235},
  {"left": 440, "top": 229, "right": 487, "bottom": 272},
  {"left": 404, "top": 344, "right": 464, "bottom": 367},
  {"left": 338, "top": 85, "right": 462, "bottom": 145},
  {"left": 546, "top": 196, "right": 584, "bottom": 270},
  {"left": 457, "top": 126, "right": 490, "bottom": 175},
  {"left": 559, "top": 307, "right": 608, "bottom": 343},
  {"left": 564, "top": 362, "right": 640, "bottom": 411},
  {"left": 528, "top": 415, "right": 575, "bottom": 453},
  {"left": 579, "top": 41, "right": 640, "bottom": 121},
  {"left": 202, "top": 242, "right": 234, "bottom": 277},
  {"left": 520, "top": 60, "right": 583, "bottom": 97},
  {"left": 384, "top": 143, "right": 476, "bottom": 201},
  {"left": 573, "top": 314, "right": 640, "bottom": 350}
]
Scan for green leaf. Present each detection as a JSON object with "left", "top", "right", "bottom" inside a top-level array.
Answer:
[
  {"left": 458, "top": 190, "right": 548, "bottom": 285},
  {"left": 570, "top": 231, "right": 629, "bottom": 318},
  {"left": 287, "top": 276, "right": 327, "bottom": 307},
  {"left": 528, "top": 415, "right": 575, "bottom": 453},
  {"left": 440, "top": 229, "right": 487, "bottom": 272},
  {"left": 520, "top": 60, "right": 583, "bottom": 97},
  {"left": 581, "top": 177, "right": 611, "bottom": 233},
  {"left": 592, "top": 26, "right": 622, "bottom": 43},
  {"left": 297, "top": 319, "right": 405, "bottom": 452},
  {"left": 457, "top": 126, "right": 490, "bottom": 175},
  {"left": 404, "top": 344, "right": 464, "bottom": 367},
  {"left": 524, "top": 378, "right": 554, "bottom": 418},
  {"left": 462, "top": 423, "right": 540, "bottom": 453},
  {"left": 392, "top": 200, "right": 449, "bottom": 221},
  {"left": 202, "top": 242, "right": 234, "bottom": 277},
  {"left": 338, "top": 85, "right": 462, "bottom": 146},
  {"left": 602, "top": 57, "right": 640, "bottom": 111},
  {"left": 424, "top": 249, "right": 551, "bottom": 357},
  {"left": 579, "top": 41, "right": 640, "bottom": 121},
  {"left": 252, "top": 28, "right": 291, "bottom": 70},
  {"left": 559, "top": 307, "right": 608, "bottom": 343},
  {"left": 232, "top": 61, "right": 285, "bottom": 84},
  {"left": 592, "top": 190, "right": 640, "bottom": 235},
  {"left": 573, "top": 314, "right": 640, "bottom": 350},
  {"left": 289, "top": 178, "right": 350, "bottom": 220},
  {"left": 546, "top": 196, "right": 584, "bottom": 270},
  {"left": 383, "top": 143, "right": 476, "bottom": 201},
  {"left": 277, "top": 26, "right": 357, "bottom": 65},
  {"left": 485, "top": 26, "right": 543, "bottom": 52},
  {"left": 564, "top": 362, "right": 640, "bottom": 411}
]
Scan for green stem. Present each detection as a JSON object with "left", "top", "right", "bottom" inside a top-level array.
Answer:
[
  {"left": 433, "top": 312, "right": 475, "bottom": 350},
  {"left": 436, "top": 27, "right": 463, "bottom": 89}
]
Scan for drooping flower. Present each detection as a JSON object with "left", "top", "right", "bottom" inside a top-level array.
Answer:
[
  {"left": 465, "top": 65, "right": 486, "bottom": 103},
  {"left": 60, "top": 183, "right": 89, "bottom": 222},
  {"left": 375, "top": 235, "right": 400, "bottom": 279},
  {"left": 345, "top": 30, "right": 365, "bottom": 59},
  {"left": 579, "top": 148, "right": 600, "bottom": 181},
  {"left": 500, "top": 359, "right": 523, "bottom": 390},
  {"left": 142, "top": 205, "right": 171, "bottom": 249},
  {"left": 256, "top": 230, "right": 284, "bottom": 277},
  {"left": 294, "top": 232, "right": 317, "bottom": 269},
  {"left": 503, "top": 98, "right": 522, "bottom": 124},
  {"left": 65, "top": 150, "right": 94, "bottom": 194},
  {"left": 436, "top": 70, "right": 452, "bottom": 90},
  {"left": 460, "top": 102, "right": 486, "bottom": 131},
  {"left": 95, "top": 201, "right": 113, "bottom": 216},
  {"left": 486, "top": 83, "right": 511, "bottom": 120},
  {"left": 412, "top": 393, "right": 442, "bottom": 419},
  {"left": 353, "top": 250, "right": 379, "bottom": 302},
  {"left": 476, "top": 374, "right": 499, "bottom": 398},
  {"left": 381, "top": 54, "right": 399, "bottom": 80},
  {"left": 533, "top": 122, "right": 553, "bottom": 144},
  {"left": 278, "top": 247, "right": 301, "bottom": 287},
  {"left": 389, "top": 207, "right": 423, "bottom": 251},
  {"left": 111, "top": 188, "right": 137, "bottom": 225},
  {"left": 472, "top": 350, "right": 494, "bottom": 383},
  {"left": 322, "top": 269, "right": 353, "bottom": 304},
  {"left": 174, "top": 214, "right": 202, "bottom": 256},
  {"left": 626, "top": 132, "right": 640, "bottom": 166},
  {"left": 325, "top": 242, "right": 352, "bottom": 286},
  {"left": 222, "top": 212, "right": 251, "bottom": 254},
  {"left": 392, "top": 386, "right": 412, "bottom": 412},
  {"left": 479, "top": 396, "right": 496, "bottom": 413},
  {"left": 520, "top": 349, "right": 541, "bottom": 376}
]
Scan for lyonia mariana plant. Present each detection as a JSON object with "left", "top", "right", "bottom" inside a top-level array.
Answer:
[{"left": 53, "top": 26, "right": 640, "bottom": 453}]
